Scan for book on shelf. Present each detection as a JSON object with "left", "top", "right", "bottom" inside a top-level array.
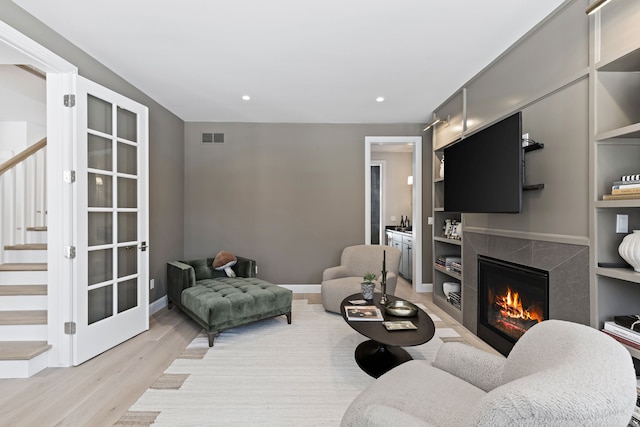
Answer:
[
  {"left": 436, "top": 256, "right": 461, "bottom": 270},
  {"left": 603, "top": 321, "right": 640, "bottom": 344},
  {"left": 450, "top": 261, "right": 462, "bottom": 275},
  {"left": 614, "top": 315, "right": 640, "bottom": 332},
  {"left": 613, "top": 183, "right": 640, "bottom": 191},
  {"left": 613, "top": 179, "right": 640, "bottom": 186},
  {"left": 344, "top": 305, "right": 384, "bottom": 321},
  {"left": 602, "top": 329, "right": 640, "bottom": 351},
  {"left": 612, "top": 187, "right": 640, "bottom": 195},
  {"left": 603, "top": 193, "right": 640, "bottom": 201}
]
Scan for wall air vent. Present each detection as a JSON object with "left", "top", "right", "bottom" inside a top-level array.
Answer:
[{"left": 202, "top": 133, "right": 225, "bottom": 144}]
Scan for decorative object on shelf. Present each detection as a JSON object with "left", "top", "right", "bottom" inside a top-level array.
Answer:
[
  {"left": 361, "top": 273, "right": 376, "bottom": 300},
  {"left": 453, "top": 222, "right": 462, "bottom": 239},
  {"left": 443, "top": 219, "right": 460, "bottom": 239},
  {"left": 439, "top": 155, "right": 444, "bottom": 178},
  {"left": 443, "top": 282, "right": 461, "bottom": 299},
  {"left": 383, "top": 300, "right": 418, "bottom": 317},
  {"left": 380, "top": 250, "right": 388, "bottom": 305},
  {"left": 443, "top": 219, "right": 453, "bottom": 238},
  {"left": 618, "top": 230, "right": 640, "bottom": 272}
]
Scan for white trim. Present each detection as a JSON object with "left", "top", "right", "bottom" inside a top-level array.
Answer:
[
  {"left": 150, "top": 296, "right": 168, "bottom": 315},
  {"left": 364, "top": 136, "right": 423, "bottom": 292},
  {"left": 0, "top": 19, "right": 78, "bottom": 369},
  {"left": 415, "top": 282, "right": 433, "bottom": 293},
  {"left": 278, "top": 284, "right": 322, "bottom": 293},
  {"left": 0, "top": 20, "right": 76, "bottom": 73}
]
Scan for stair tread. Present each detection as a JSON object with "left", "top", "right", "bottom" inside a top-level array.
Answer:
[
  {"left": 0, "top": 263, "right": 47, "bottom": 271},
  {"left": 0, "top": 285, "right": 47, "bottom": 296},
  {"left": 4, "top": 244, "right": 47, "bottom": 251},
  {"left": 0, "top": 310, "right": 47, "bottom": 325},
  {"left": 0, "top": 341, "right": 51, "bottom": 360}
]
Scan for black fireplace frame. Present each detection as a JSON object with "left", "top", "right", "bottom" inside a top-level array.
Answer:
[{"left": 477, "top": 255, "right": 549, "bottom": 356}]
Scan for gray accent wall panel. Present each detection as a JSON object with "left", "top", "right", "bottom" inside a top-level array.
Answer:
[
  {"left": 600, "top": 0, "right": 640, "bottom": 60},
  {"left": 464, "top": 78, "right": 589, "bottom": 238},
  {"left": 465, "top": 0, "right": 588, "bottom": 133},
  {"left": 183, "top": 122, "right": 423, "bottom": 285}
]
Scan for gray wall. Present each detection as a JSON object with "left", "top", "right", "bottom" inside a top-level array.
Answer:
[
  {"left": 183, "top": 122, "right": 423, "bottom": 284},
  {"left": 1, "top": 2, "right": 185, "bottom": 302}
]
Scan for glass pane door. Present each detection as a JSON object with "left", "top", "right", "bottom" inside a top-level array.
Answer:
[{"left": 74, "top": 76, "right": 148, "bottom": 365}]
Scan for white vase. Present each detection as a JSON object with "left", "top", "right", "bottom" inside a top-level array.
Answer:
[{"left": 618, "top": 230, "right": 640, "bottom": 272}]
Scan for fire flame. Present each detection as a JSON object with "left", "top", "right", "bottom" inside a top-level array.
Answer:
[{"left": 496, "top": 288, "right": 544, "bottom": 323}]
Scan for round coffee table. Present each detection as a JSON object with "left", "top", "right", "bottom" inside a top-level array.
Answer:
[{"left": 341, "top": 293, "right": 435, "bottom": 378}]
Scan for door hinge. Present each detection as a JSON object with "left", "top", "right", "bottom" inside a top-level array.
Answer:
[
  {"left": 63, "top": 94, "right": 76, "bottom": 107},
  {"left": 63, "top": 170, "right": 76, "bottom": 183},
  {"left": 64, "top": 322, "right": 76, "bottom": 335},
  {"left": 64, "top": 246, "right": 76, "bottom": 259}
]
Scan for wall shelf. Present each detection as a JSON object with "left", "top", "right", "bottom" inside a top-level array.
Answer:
[
  {"left": 523, "top": 184, "right": 545, "bottom": 191},
  {"left": 523, "top": 142, "right": 544, "bottom": 152}
]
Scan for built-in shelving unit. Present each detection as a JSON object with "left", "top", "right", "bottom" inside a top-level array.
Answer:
[
  {"left": 432, "top": 145, "right": 463, "bottom": 323},
  {"left": 590, "top": 4, "right": 640, "bottom": 332}
]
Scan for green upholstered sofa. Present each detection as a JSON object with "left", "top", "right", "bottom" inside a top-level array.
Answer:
[{"left": 167, "top": 255, "right": 292, "bottom": 346}]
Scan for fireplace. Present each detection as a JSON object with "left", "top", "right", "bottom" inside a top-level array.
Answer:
[{"left": 477, "top": 256, "right": 549, "bottom": 356}]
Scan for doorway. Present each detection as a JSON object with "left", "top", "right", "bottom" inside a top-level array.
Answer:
[
  {"left": 370, "top": 161, "right": 383, "bottom": 245},
  {"left": 365, "top": 136, "right": 422, "bottom": 291}
]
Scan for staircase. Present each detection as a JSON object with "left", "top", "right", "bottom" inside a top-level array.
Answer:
[
  {"left": 0, "top": 136, "right": 50, "bottom": 378},
  {"left": 0, "top": 227, "right": 50, "bottom": 378}
]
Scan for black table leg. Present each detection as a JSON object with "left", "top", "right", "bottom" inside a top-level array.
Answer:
[{"left": 354, "top": 339, "right": 413, "bottom": 378}]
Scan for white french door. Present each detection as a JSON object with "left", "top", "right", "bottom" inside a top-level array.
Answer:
[{"left": 72, "top": 76, "right": 149, "bottom": 365}]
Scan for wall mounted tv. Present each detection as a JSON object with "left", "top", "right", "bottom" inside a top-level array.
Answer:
[{"left": 444, "top": 112, "right": 522, "bottom": 213}]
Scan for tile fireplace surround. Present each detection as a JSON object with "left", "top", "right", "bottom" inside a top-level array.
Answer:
[{"left": 462, "top": 232, "right": 590, "bottom": 335}]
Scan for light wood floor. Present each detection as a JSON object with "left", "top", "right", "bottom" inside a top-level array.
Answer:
[{"left": 0, "top": 279, "right": 496, "bottom": 426}]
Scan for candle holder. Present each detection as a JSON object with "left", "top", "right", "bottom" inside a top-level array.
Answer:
[
  {"left": 380, "top": 276, "right": 388, "bottom": 305},
  {"left": 380, "top": 250, "right": 388, "bottom": 305}
]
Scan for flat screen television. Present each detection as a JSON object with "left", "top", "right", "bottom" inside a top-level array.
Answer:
[{"left": 444, "top": 112, "right": 522, "bottom": 213}]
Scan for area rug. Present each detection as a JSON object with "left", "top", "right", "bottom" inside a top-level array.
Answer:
[{"left": 117, "top": 299, "right": 463, "bottom": 426}]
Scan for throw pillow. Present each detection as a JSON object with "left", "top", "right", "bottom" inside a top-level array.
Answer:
[{"left": 213, "top": 250, "right": 237, "bottom": 277}]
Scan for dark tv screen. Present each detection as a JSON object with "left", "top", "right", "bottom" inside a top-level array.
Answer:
[{"left": 444, "top": 112, "right": 522, "bottom": 213}]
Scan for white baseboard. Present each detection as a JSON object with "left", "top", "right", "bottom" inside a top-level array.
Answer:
[
  {"left": 150, "top": 296, "right": 168, "bottom": 315},
  {"left": 415, "top": 282, "right": 433, "bottom": 293},
  {"left": 278, "top": 284, "right": 321, "bottom": 294}
]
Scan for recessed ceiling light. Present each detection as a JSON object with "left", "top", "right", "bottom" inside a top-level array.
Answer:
[
  {"left": 242, "top": 95, "right": 251, "bottom": 101},
  {"left": 376, "top": 97, "right": 385, "bottom": 103}
]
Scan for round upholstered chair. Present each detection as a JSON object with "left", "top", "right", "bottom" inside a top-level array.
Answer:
[{"left": 321, "top": 245, "right": 401, "bottom": 313}]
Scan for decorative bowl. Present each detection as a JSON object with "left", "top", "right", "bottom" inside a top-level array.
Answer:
[
  {"left": 442, "top": 282, "right": 461, "bottom": 298},
  {"left": 384, "top": 300, "right": 418, "bottom": 317}
]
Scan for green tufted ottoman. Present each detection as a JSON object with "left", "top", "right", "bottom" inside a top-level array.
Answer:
[{"left": 167, "top": 256, "right": 292, "bottom": 346}]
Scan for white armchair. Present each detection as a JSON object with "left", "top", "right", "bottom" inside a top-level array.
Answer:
[
  {"left": 341, "top": 319, "right": 637, "bottom": 426},
  {"left": 321, "top": 245, "right": 401, "bottom": 313}
]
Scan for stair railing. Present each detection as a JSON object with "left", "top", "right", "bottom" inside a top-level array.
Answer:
[{"left": 0, "top": 137, "right": 47, "bottom": 263}]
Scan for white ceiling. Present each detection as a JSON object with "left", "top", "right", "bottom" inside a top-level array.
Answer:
[{"left": 13, "top": 0, "right": 566, "bottom": 124}]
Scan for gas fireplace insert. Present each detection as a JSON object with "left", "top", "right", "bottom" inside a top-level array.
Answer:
[{"left": 477, "top": 256, "right": 549, "bottom": 356}]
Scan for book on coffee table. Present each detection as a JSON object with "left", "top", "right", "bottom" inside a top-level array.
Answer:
[
  {"left": 382, "top": 321, "right": 417, "bottom": 331},
  {"left": 344, "top": 305, "right": 384, "bottom": 321}
]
